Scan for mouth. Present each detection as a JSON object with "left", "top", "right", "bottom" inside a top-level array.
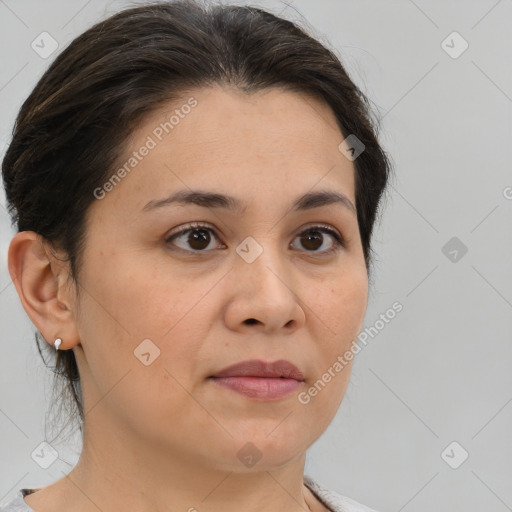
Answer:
[{"left": 209, "top": 359, "right": 305, "bottom": 401}]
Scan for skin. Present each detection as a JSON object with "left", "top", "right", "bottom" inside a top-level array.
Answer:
[{"left": 9, "top": 85, "right": 368, "bottom": 512}]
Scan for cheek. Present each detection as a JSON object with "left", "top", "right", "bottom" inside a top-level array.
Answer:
[
  {"left": 315, "top": 266, "right": 368, "bottom": 349},
  {"left": 80, "top": 247, "right": 209, "bottom": 341},
  {"left": 72, "top": 255, "right": 210, "bottom": 435},
  {"left": 297, "top": 267, "right": 367, "bottom": 416}
]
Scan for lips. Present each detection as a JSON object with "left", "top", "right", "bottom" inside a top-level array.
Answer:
[{"left": 210, "top": 359, "right": 305, "bottom": 381}]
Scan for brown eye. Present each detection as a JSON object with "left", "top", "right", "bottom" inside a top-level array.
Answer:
[
  {"left": 183, "top": 228, "right": 212, "bottom": 250},
  {"left": 299, "top": 230, "right": 323, "bottom": 251},
  {"left": 165, "top": 223, "right": 222, "bottom": 253},
  {"left": 290, "top": 226, "right": 345, "bottom": 255},
  {"left": 165, "top": 223, "right": 344, "bottom": 255}
]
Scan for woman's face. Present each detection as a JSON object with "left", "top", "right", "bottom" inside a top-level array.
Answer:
[{"left": 70, "top": 85, "right": 368, "bottom": 471}]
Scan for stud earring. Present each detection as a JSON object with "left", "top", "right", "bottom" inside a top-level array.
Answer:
[{"left": 54, "top": 338, "right": 62, "bottom": 351}]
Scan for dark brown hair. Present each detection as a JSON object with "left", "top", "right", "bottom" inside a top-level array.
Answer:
[{"left": 2, "top": 0, "right": 392, "bottom": 440}]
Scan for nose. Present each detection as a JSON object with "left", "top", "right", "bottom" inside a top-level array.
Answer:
[{"left": 223, "top": 239, "right": 306, "bottom": 334}]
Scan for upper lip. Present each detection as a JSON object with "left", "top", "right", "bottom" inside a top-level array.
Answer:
[{"left": 211, "top": 359, "right": 305, "bottom": 381}]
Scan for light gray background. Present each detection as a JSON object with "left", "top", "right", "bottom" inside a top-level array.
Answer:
[{"left": 1, "top": 1, "right": 511, "bottom": 511}]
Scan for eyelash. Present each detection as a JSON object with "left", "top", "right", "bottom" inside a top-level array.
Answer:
[{"left": 165, "top": 222, "right": 345, "bottom": 256}]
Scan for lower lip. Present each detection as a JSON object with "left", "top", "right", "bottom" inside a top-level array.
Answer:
[{"left": 210, "top": 376, "right": 303, "bottom": 400}]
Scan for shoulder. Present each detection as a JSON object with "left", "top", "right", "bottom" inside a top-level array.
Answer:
[
  {"left": 304, "top": 474, "right": 382, "bottom": 512},
  {"left": 0, "top": 489, "right": 37, "bottom": 512}
]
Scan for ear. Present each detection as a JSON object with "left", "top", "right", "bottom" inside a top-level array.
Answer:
[{"left": 8, "top": 231, "right": 80, "bottom": 350}]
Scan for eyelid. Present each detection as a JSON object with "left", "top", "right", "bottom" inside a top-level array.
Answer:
[
  {"left": 294, "top": 222, "right": 343, "bottom": 240},
  {"left": 165, "top": 221, "right": 221, "bottom": 242}
]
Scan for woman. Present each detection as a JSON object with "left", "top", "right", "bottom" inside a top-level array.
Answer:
[{"left": 1, "top": 1, "right": 391, "bottom": 511}]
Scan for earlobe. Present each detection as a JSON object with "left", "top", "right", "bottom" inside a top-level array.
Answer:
[{"left": 7, "top": 231, "right": 80, "bottom": 349}]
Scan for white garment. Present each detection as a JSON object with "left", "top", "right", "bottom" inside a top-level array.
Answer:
[
  {"left": 304, "top": 474, "right": 380, "bottom": 512},
  {"left": 0, "top": 474, "right": 380, "bottom": 512}
]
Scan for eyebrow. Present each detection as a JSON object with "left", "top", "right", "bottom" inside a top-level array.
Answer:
[{"left": 142, "top": 189, "right": 356, "bottom": 215}]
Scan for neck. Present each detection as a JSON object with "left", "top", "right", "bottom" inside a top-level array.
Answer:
[{"left": 46, "top": 426, "right": 318, "bottom": 512}]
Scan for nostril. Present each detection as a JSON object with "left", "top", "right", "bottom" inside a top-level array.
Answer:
[{"left": 245, "top": 318, "right": 258, "bottom": 325}]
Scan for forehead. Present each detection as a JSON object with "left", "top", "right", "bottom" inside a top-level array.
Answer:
[{"left": 92, "top": 85, "right": 356, "bottom": 217}]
